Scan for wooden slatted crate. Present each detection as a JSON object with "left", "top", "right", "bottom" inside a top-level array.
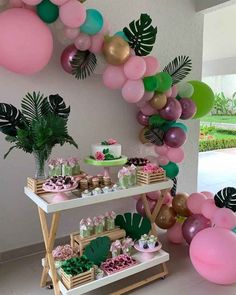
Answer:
[
  {"left": 27, "top": 177, "right": 45, "bottom": 194},
  {"left": 70, "top": 227, "right": 126, "bottom": 255},
  {"left": 61, "top": 268, "right": 94, "bottom": 290},
  {"left": 137, "top": 170, "right": 166, "bottom": 185}
]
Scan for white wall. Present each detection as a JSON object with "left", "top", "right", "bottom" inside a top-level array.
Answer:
[
  {"left": 195, "top": 0, "right": 232, "bottom": 12},
  {"left": 0, "top": 0, "right": 203, "bottom": 252}
]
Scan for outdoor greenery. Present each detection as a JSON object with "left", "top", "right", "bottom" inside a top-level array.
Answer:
[
  {"left": 211, "top": 92, "right": 236, "bottom": 115},
  {"left": 201, "top": 114, "right": 236, "bottom": 124}
]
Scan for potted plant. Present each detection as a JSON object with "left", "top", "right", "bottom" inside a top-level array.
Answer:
[{"left": 0, "top": 92, "right": 78, "bottom": 179}]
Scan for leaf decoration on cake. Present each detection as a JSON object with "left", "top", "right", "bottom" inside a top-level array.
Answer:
[
  {"left": 214, "top": 187, "right": 236, "bottom": 212},
  {"left": 170, "top": 177, "right": 177, "bottom": 197},
  {"left": 149, "top": 115, "right": 167, "bottom": 128},
  {"left": 0, "top": 103, "right": 23, "bottom": 136},
  {"left": 84, "top": 236, "right": 111, "bottom": 266},
  {"left": 123, "top": 13, "right": 157, "bottom": 56},
  {"left": 48, "top": 94, "right": 70, "bottom": 120},
  {"left": 163, "top": 55, "right": 192, "bottom": 85},
  {"left": 115, "top": 212, "right": 151, "bottom": 240},
  {"left": 144, "top": 128, "right": 164, "bottom": 146},
  {"left": 71, "top": 50, "right": 97, "bottom": 80}
]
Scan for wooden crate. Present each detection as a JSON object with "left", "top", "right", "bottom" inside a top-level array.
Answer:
[
  {"left": 137, "top": 170, "right": 166, "bottom": 185},
  {"left": 61, "top": 268, "right": 94, "bottom": 290},
  {"left": 71, "top": 227, "right": 126, "bottom": 255},
  {"left": 27, "top": 177, "right": 45, "bottom": 195}
]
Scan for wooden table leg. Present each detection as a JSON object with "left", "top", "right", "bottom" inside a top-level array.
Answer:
[{"left": 38, "top": 207, "right": 61, "bottom": 295}]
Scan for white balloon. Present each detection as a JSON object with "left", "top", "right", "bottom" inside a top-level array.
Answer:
[
  {"left": 94, "top": 54, "right": 107, "bottom": 75},
  {"left": 177, "top": 82, "right": 194, "bottom": 98}
]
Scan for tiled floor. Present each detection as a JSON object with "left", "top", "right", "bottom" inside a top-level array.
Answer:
[
  {"left": 198, "top": 148, "right": 236, "bottom": 193},
  {"left": 0, "top": 233, "right": 235, "bottom": 295}
]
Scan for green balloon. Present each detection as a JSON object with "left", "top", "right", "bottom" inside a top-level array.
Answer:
[
  {"left": 188, "top": 81, "right": 214, "bottom": 119},
  {"left": 161, "top": 162, "right": 179, "bottom": 178},
  {"left": 156, "top": 72, "right": 173, "bottom": 93},
  {"left": 143, "top": 76, "right": 159, "bottom": 92},
  {"left": 37, "top": 0, "right": 59, "bottom": 24},
  {"left": 171, "top": 122, "right": 188, "bottom": 133}
]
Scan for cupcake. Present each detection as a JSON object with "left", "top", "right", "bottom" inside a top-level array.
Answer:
[
  {"left": 138, "top": 235, "right": 147, "bottom": 248},
  {"left": 103, "top": 176, "right": 111, "bottom": 186},
  {"left": 92, "top": 177, "right": 100, "bottom": 188},
  {"left": 148, "top": 235, "right": 157, "bottom": 249},
  {"left": 80, "top": 178, "right": 88, "bottom": 190}
]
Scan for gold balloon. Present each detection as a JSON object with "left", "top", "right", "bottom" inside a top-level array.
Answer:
[
  {"left": 172, "top": 193, "right": 191, "bottom": 217},
  {"left": 103, "top": 36, "right": 130, "bottom": 66},
  {"left": 155, "top": 205, "right": 176, "bottom": 229},
  {"left": 150, "top": 93, "right": 167, "bottom": 110},
  {"left": 139, "top": 127, "right": 149, "bottom": 144}
]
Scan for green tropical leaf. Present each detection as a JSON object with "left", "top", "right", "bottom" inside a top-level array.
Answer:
[
  {"left": 163, "top": 55, "right": 192, "bottom": 85},
  {"left": 48, "top": 94, "right": 70, "bottom": 120},
  {"left": 71, "top": 50, "right": 97, "bottom": 80},
  {"left": 84, "top": 236, "right": 111, "bottom": 266},
  {"left": 21, "top": 92, "right": 49, "bottom": 124},
  {"left": 4, "top": 146, "right": 17, "bottom": 159},
  {"left": 0, "top": 103, "right": 23, "bottom": 136},
  {"left": 123, "top": 13, "right": 157, "bottom": 56},
  {"left": 115, "top": 212, "right": 151, "bottom": 240},
  {"left": 144, "top": 128, "right": 164, "bottom": 146}
]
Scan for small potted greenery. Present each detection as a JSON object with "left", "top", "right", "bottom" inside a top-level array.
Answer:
[{"left": 0, "top": 92, "right": 78, "bottom": 179}]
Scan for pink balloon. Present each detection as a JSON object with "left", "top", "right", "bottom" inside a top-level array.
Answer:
[
  {"left": 157, "top": 155, "right": 169, "bottom": 166},
  {"left": 123, "top": 56, "right": 146, "bottom": 80},
  {"left": 154, "top": 144, "right": 169, "bottom": 156},
  {"left": 190, "top": 227, "right": 236, "bottom": 284},
  {"left": 212, "top": 208, "right": 236, "bottom": 229},
  {"left": 64, "top": 27, "right": 80, "bottom": 40},
  {"left": 171, "top": 85, "right": 178, "bottom": 98},
  {"left": 140, "top": 102, "right": 156, "bottom": 116},
  {"left": 9, "top": 0, "right": 24, "bottom": 7},
  {"left": 89, "top": 34, "right": 104, "bottom": 53},
  {"left": 144, "top": 56, "right": 160, "bottom": 76},
  {"left": 201, "top": 199, "right": 218, "bottom": 220},
  {"left": 99, "top": 18, "right": 109, "bottom": 35},
  {"left": 103, "top": 65, "right": 126, "bottom": 90},
  {"left": 136, "top": 100, "right": 147, "bottom": 108},
  {"left": 50, "top": 0, "right": 69, "bottom": 5},
  {"left": 122, "top": 79, "right": 145, "bottom": 103},
  {"left": 74, "top": 33, "right": 91, "bottom": 51},
  {"left": 0, "top": 8, "right": 53, "bottom": 74},
  {"left": 165, "top": 88, "right": 172, "bottom": 98},
  {"left": 136, "top": 111, "right": 149, "bottom": 126},
  {"left": 147, "top": 190, "right": 161, "bottom": 201},
  {"left": 167, "top": 222, "right": 184, "bottom": 244},
  {"left": 136, "top": 198, "right": 156, "bottom": 217},
  {"left": 61, "top": 44, "right": 77, "bottom": 74},
  {"left": 167, "top": 147, "right": 184, "bottom": 163},
  {"left": 133, "top": 195, "right": 141, "bottom": 201},
  {"left": 164, "top": 192, "right": 172, "bottom": 205},
  {"left": 60, "top": 0, "right": 86, "bottom": 28},
  {"left": 201, "top": 191, "right": 214, "bottom": 199},
  {"left": 141, "top": 91, "right": 154, "bottom": 102},
  {"left": 187, "top": 193, "right": 207, "bottom": 214}
]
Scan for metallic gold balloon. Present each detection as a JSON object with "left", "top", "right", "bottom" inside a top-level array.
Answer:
[
  {"left": 150, "top": 93, "right": 167, "bottom": 110},
  {"left": 103, "top": 36, "right": 130, "bottom": 66},
  {"left": 139, "top": 127, "right": 149, "bottom": 144},
  {"left": 172, "top": 193, "right": 191, "bottom": 217},
  {"left": 155, "top": 205, "right": 176, "bottom": 229}
]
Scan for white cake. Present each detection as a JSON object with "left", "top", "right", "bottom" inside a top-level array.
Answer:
[{"left": 91, "top": 139, "right": 121, "bottom": 160}]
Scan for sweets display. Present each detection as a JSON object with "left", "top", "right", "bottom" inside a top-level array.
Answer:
[
  {"left": 91, "top": 139, "right": 122, "bottom": 160},
  {"left": 101, "top": 254, "right": 136, "bottom": 275},
  {"left": 110, "top": 238, "right": 134, "bottom": 257},
  {"left": 138, "top": 234, "right": 158, "bottom": 249},
  {"left": 48, "top": 157, "right": 80, "bottom": 177},
  {"left": 43, "top": 176, "right": 77, "bottom": 191},
  {"left": 126, "top": 157, "right": 150, "bottom": 167}
]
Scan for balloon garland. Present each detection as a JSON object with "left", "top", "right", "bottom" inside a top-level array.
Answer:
[{"left": 0, "top": 1, "right": 215, "bottom": 180}]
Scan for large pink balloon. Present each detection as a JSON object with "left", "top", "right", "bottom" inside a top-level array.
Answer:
[
  {"left": 147, "top": 190, "right": 161, "bottom": 201},
  {"left": 212, "top": 208, "right": 236, "bottom": 229},
  {"left": 167, "top": 147, "right": 184, "bottom": 163},
  {"left": 201, "top": 199, "right": 218, "bottom": 220},
  {"left": 22, "top": 0, "right": 41, "bottom": 5},
  {"left": 89, "top": 34, "right": 104, "bottom": 53},
  {"left": 190, "top": 228, "right": 236, "bottom": 284},
  {"left": 61, "top": 44, "right": 77, "bottom": 74},
  {"left": 74, "top": 33, "right": 91, "bottom": 51},
  {"left": 167, "top": 222, "right": 184, "bottom": 244},
  {"left": 60, "top": 0, "right": 86, "bottom": 28},
  {"left": 122, "top": 79, "right": 144, "bottom": 103},
  {"left": 124, "top": 56, "right": 146, "bottom": 80},
  {"left": 140, "top": 102, "right": 156, "bottom": 116},
  {"left": 103, "top": 65, "right": 126, "bottom": 90},
  {"left": 154, "top": 144, "right": 169, "bottom": 156},
  {"left": 0, "top": 8, "right": 53, "bottom": 74},
  {"left": 187, "top": 193, "right": 207, "bottom": 214},
  {"left": 144, "top": 56, "right": 160, "bottom": 76}
]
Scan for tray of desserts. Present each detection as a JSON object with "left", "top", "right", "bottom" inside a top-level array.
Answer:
[
  {"left": 100, "top": 254, "right": 136, "bottom": 275},
  {"left": 42, "top": 176, "right": 78, "bottom": 193}
]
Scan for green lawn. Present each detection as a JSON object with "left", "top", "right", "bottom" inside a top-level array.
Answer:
[{"left": 201, "top": 114, "right": 236, "bottom": 124}]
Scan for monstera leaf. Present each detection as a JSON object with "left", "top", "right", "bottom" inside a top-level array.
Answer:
[
  {"left": 123, "top": 13, "right": 157, "bottom": 56},
  {"left": 144, "top": 128, "right": 164, "bottom": 146},
  {"left": 21, "top": 92, "right": 49, "bottom": 123},
  {"left": 163, "top": 55, "right": 192, "bottom": 85},
  {"left": 0, "top": 103, "right": 23, "bottom": 136},
  {"left": 71, "top": 50, "right": 97, "bottom": 80},
  {"left": 214, "top": 187, "right": 236, "bottom": 212},
  {"left": 84, "top": 236, "right": 111, "bottom": 266},
  {"left": 115, "top": 212, "right": 151, "bottom": 240},
  {"left": 48, "top": 94, "right": 70, "bottom": 120}
]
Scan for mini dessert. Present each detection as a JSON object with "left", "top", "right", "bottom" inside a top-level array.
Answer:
[
  {"left": 91, "top": 139, "right": 121, "bottom": 160},
  {"left": 86, "top": 175, "right": 93, "bottom": 186},
  {"left": 92, "top": 177, "right": 99, "bottom": 188},
  {"left": 80, "top": 178, "right": 88, "bottom": 190},
  {"left": 105, "top": 211, "right": 116, "bottom": 231},
  {"left": 126, "top": 157, "right": 150, "bottom": 167},
  {"left": 138, "top": 234, "right": 159, "bottom": 250},
  {"left": 138, "top": 234, "right": 148, "bottom": 248},
  {"left": 97, "top": 174, "right": 104, "bottom": 184},
  {"left": 81, "top": 189, "right": 91, "bottom": 197},
  {"left": 103, "top": 176, "right": 111, "bottom": 186},
  {"left": 43, "top": 176, "right": 76, "bottom": 191},
  {"left": 101, "top": 254, "right": 136, "bottom": 275},
  {"left": 148, "top": 235, "right": 158, "bottom": 249}
]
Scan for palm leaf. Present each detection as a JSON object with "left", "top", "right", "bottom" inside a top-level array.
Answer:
[
  {"left": 71, "top": 50, "right": 97, "bottom": 80},
  {"left": 163, "top": 55, "right": 192, "bottom": 85},
  {"left": 115, "top": 212, "right": 151, "bottom": 240},
  {"left": 0, "top": 103, "right": 23, "bottom": 136},
  {"left": 214, "top": 187, "right": 236, "bottom": 212},
  {"left": 144, "top": 128, "right": 164, "bottom": 146},
  {"left": 84, "top": 236, "right": 111, "bottom": 266},
  {"left": 123, "top": 13, "right": 157, "bottom": 56},
  {"left": 48, "top": 94, "right": 70, "bottom": 120},
  {"left": 170, "top": 177, "right": 177, "bottom": 197},
  {"left": 21, "top": 92, "right": 49, "bottom": 124}
]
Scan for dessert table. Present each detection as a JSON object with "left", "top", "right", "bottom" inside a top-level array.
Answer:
[{"left": 24, "top": 179, "right": 172, "bottom": 295}]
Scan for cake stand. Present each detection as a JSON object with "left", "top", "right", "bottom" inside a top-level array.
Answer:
[{"left": 84, "top": 156, "right": 128, "bottom": 177}]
